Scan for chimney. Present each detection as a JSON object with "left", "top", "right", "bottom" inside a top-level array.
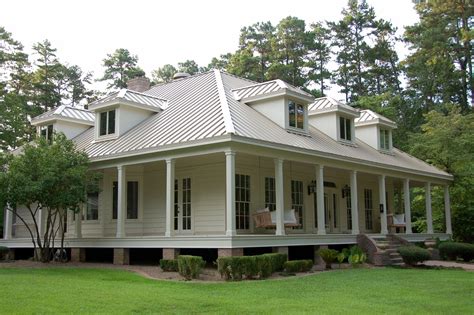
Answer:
[
  {"left": 173, "top": 72, "right": 191, "bottom": 80},
  {"left": 127, "top": 77, "right": 151, "bottom": 92}
]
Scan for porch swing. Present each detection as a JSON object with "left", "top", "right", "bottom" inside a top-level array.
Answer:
[{"left": 252, "top": 208, "right": 300, "bottom": 228}]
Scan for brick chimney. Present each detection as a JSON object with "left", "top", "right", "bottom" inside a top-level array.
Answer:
[{"left": 127, "top": 77, "right": 151, "bottom": 92}]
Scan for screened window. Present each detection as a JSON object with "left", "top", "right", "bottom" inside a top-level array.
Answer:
[
  {"left": 291, "top": 180, "right": 304, "bottom": 229},
  {"left": 288, "top": 100, "right": 305, "bottom": 130},
  {"left": 99, "top": 109, "right": 116, "bottom": 136},
  {"left": 112, "top": 180, "right": 139, "bottom": 220},
  {"left": 380, "top": 129, "right": 390, "bottom": 150},
  {"left": 40, "top": 125, "right": 54, "bottom": 143},
  {"left": 364, "top": 189, "right": 373, "bottom": 230},
  {"left": 339, "top": 117, "right": 352, "bottom": 141},
  {"left": 235, "top": 174, "right": 250, "bottom": 230},
  {"left": 86, "top": 192, "right": 99, "bottom": 220},
  {"left": 264, "top": 177, "right": 276, "bottom": 211},
  {"left": 346, "top": 191, "right": 352, "bottom": 230}
]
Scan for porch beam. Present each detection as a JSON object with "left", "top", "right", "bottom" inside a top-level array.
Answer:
[
  {"left": 225, "top": 151, "right": 236, "bottom": 236},
  {"left": 444, "top": 185, "right": 452, "bottom": 235},
  {"left": 165, "top": 159, "right": 175, "bottom": 237},
  {"left": 403, "top": 178, "right": 412, "bottom": 234},
  {"left": 350, "top": 171, "right": 359, "bottom": 235},
  {"left": 3, "top": 205, "right": 13, "bottom": 240},
  {"left": 274, "top": 158, "right": 285, "bottom": 236},
  {"left": 116, "top": 165, "right": 126, "bottom": 238},
  {"left": 379, "top": 175, "right": 388, "bottom": 235},
  {"left": 316, "top": 164, "right": 325, "bottom": 235},
  {"left": 425, "top": 182, "right": 433, "bottom": 234}
]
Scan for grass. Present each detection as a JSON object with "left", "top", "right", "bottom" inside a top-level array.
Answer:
[{"left": 0, "top": 267, "right": 473, "bottom": 314}]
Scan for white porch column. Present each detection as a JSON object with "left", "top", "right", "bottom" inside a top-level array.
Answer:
[
  {"left": 165, "top": 158, "right": 175, "bottom": 237},
  {"left": 316, "top": 165, "right": 325, "bottom": 235},
  {"left": 3, "top": 205, "right": 13, "bottom": 240},
  {"left": 403, "top": 178, "right": 412, "bottom": 234},
  {"left": 350, "top": 171, "right": 359, "bottom": 235},
  {"left": 37, "top": 207, "right": 45, "bottom": 238},
  {"left": 74, "top": 210, "right": 82, "bottom": 238},
  {"left": 116, "top": 165, "right": 126, "bottom": 238},
  {"left": 379, "top": 175, "right": 388, "bottom": 235},
  {"left": 225, "top": 151, "right": 236, "bottom": 236},
  {"left": 274, "top": 158, "right": 285, "bottom": 236},
  {"left": 425, "top": 182, "right": 433, "bottom": 234},
  {"left": 444, "top": 185, "right": 452, "bottom": 235}
]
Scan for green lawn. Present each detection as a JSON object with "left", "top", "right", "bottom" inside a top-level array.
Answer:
[{"left": 0, "top": 267, "right": 472, "bottom": 314}]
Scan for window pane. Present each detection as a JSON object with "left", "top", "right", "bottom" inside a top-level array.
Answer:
[
  {"left": 346, "top": 118, "right": 351, "bottom": 141},
  {"left": 112, "top": 181, "right": 118, "bottom": 219},
  {"left": 87, "top": 192, "right": 99, "bottom": 220},
  {"left": 100, "top": 112, "right": 107, "bottom": 136},
  {"left": 108, "top": 110, "right": 116, "bottom": 134},
  {"left": 296, "top": 104, "right": 304, "bottom": 129},
  {"left": 288, "top": 101, "right": 296, "bottom": 127},
  {"left": 127, "top": 181, "right": 138, "bottom": 219},
  {"left": 380, "top": 129, "right": 385, "bottom": 149},
  {"left": 339, "top": 117, "right": 345, "bottom": 140},
  {"left": 47, "top": 125, "right": 53, "bottom": 142}
]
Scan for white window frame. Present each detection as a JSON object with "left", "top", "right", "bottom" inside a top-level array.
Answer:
[
  {"left": 235, "top": 173, "right": 251, "bottom": 230},
  {"left": 291, "top": 179, "right": 304, "bottom": 230},
  {"left": 379, "top": 128, "right": 391, "bottom": 151},
  {"left": 338, "top": 115, "right": 354, "bottom": 143},
  {"left": 286, "top": 98, "right": 308, "bottom": 134},
  {"left": 111, "top": 175, "right": 143, "bottom": 222},
  {"left": 264, "top": 177, "right": 276, "bottom": 211},
  {"left": 39, "top": 124, "right": 54, "bottom": 142},
  {"left": 84, "top": 192, "right": 99, "bottom": 221}
]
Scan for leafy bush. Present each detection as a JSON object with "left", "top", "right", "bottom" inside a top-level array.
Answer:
[
  {"left": 284, "top": 260, "right": 313, "bottom": 273},
  {"left": 261, "top": 253, "right": 287, "bottom": 272},
  {"left": 0, "top": 246, "right": 9, "bottom": 260},
  {"left": 439, "top": 242, "right": 474, "bottom": 262},
  {"left": 317, "top": 248, "right": 339, "bottom": 269},
  {"left": 347, "top": 245, "right": 367, "bottom": 266},
  {"left": 255, "top": 255, "right": 273, "bottom": 278},
  {"left": 398, "top": 246, "right": 431, "bottom": 266},
  {"left": 336, "top": 252, "right": 346, "bottom": 266},
  {"left": 159, "top": 259, "right": 178, "bottom": 272},
  {"left": 217, "top": 254, "right": 279, "bottom": 280},
  {"left": 177, "top": 255, "right": 205, "bottom": 280}
]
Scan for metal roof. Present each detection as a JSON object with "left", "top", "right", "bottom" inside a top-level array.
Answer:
[
  {"left": 355, "top": 109, "right": 396, "bottom": 127},
  {"left": 308, "top": 96, "right": 359, "bottom": 116},
  {"left": 232, "top": 79, "right": 314, "bottom": 101},
  {"left": 31, "top": 105, "right": 94, "bottom": 125},
  {"left": 89, "top": 89, "right": 168, "bottom": 111},
  {"left": 68, "top": 70, "right": 449, "bottom": 179}
]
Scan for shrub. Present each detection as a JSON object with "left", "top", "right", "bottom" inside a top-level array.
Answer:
[
  {"left": 159, "top": 259, "right": 178, "bottom": 272},
  {"left": 398, "top": 246, "right": 431, "bottom": 266},
  {"left": 317, "top": 248, "right": 338, "bottom": 269},
  {"left": 0, "top": 246, "right": 9, "bottom": 260},
  {"left": 284, "top": 260, "right": 313, "bottom": 273},
  {"left": 439, "top": 242, "right": 474, "bottom": 262},
  {"left": 177, "top": 255, "right": 205, "bottom": 280},
  {"left": 255, "top": 255, "right": 273, "bottom": 278},
  {"left": 261, "top": 253, "right": 287, "bottom": 272},
  {"left": 347, "top": 245, "right": 367, "bottom": 266},
  {"left": 217, "top": 256, "right": 256, "bottom": 280}
]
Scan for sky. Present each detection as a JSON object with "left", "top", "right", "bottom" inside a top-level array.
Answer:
[{"left": 0, "top": 0, "right": 419, "bottom": 94}]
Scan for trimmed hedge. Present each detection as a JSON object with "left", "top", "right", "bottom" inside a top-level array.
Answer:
[
  {"left": 398, "top": 246, "right": 431, "bottom": 266},
  {"left": 177, "top": 255, "right": 205, "bottom": 280},
  {"left": 261, "top": 253, "right": 287, "bottom": 272},
  {"left": 317, "top": 248, "right": 338, "bottom": 269},
  {"left": 216, "top": 253, "right": 286, "bottom": 280},
  {"left": 284, "top": 260, "right": 313, "bottom": 273},
  {"left": 159, "top": 259, "right": 178, "bottom": 272},
  {"left": 439, "top": 242, "right": 474, "bottom": 262}
]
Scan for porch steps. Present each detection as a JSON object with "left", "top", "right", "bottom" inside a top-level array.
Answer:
[{"left": 371, "top": 236, "right": 405, "bottom": 266}]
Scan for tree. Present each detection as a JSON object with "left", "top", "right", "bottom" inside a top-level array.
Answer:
[
  {"left": 177, "top": 60, "right": 200, "bottom": 75},
  {"left": 307, "top": 22, "right": 332, "bottom": 96},
  {"left": 151, "top": 64, "right": 177, "bottom": 84},
  {"left": 205, "top": 53, "right": 232, "bottom": 71},
  {"left": 63, "top": 65, "right": 93, "bottom": 106},
  {"left": 98, "top": 48, "right": 145, "bottom": 90},
  {"left": 0, "top": 134, "right": 100, "bottom": 261},
  {"left": 409, "top": 105, "right": 474, "bottom": 242}
]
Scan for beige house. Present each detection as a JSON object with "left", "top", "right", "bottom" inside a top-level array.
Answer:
[{"left": 1, "top": 70, "right": 452, "bottom": 264}]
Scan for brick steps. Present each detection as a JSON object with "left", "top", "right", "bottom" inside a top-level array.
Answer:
[{"left": 371, "top": 236, "right": 405, "bottom": 267}]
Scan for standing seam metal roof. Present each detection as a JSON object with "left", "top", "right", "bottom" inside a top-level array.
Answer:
[{"left": 31, "top": 105, "right": 94, "bottom": 124}]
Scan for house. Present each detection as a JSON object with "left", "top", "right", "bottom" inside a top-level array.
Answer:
[{"left": 1, "top": 70, "right": 453, "bottom": 265}]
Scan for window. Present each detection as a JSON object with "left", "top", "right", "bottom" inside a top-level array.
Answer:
[
  {"left": 364, "top": 189, "right": 373, "bottom": 230},
  {"left": 339, "top": 117, "right": 352, "bottom": 141},
  {"left": 174, "top": 179, "right": 179, "bottom": 230},
  {"left": 264, "top": 177, "right": 276, "bottom": 211},
  {"left": 112, "top": 180, "right": 139, "bottom": 220},
  {"left": 291, "top": 180, "right": 304, "bottom": 229},
  {"left": 86, "top": 192, "right": 99, "bottom": 220},
  {"left": 235, "top": 174, "right": 250, "bottom": 230},
  {"left": 346, "top": 191, "right": 352, "bottom": 230},
  {"left": 288, "top": 100, "right": 305, "bottom": 130},
  {"left": 99, "top": 109, "right": 116, "bottom": 136},
  {"left": 380, "top": 129, "right": 390, "bottom": 150},
  {"left": 182, "top": 178, "right": 192, "bottom": 230},
  {"left": 40, "top": 125, "right": 54, "bottom": 143}
]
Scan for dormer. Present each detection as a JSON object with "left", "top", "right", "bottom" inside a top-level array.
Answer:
[
  {"left": 355, "top": 109, "right": 397, "bottom": 153},
  {"left": 308, "top": 97, "right": 360, "bottom": 144},
  {"left": 232, "top": 80, "right": 314, "bottom": 135},
  {"left": 88, "top": 89, "right": 167, "bottom": 141},
  {"left": 31, "top": 105, "right": 95, "bottom": 140}
]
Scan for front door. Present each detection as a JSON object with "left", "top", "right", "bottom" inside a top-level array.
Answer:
[
  {"left": 324, "top": 188, "right": 339, "bottom": 233},
  {"left": 174, "top": 177, "right": 192, "bottom": 233}
]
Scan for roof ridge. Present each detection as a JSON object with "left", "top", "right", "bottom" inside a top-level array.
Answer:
[
  {"left": 126, "top": 88, "right": 168, "bottom": 101},
  {"left": 148, "top": 70, "right": 214, "bottom": 90},
  {"left": 214, "top": 69, "right": 235, "bottom": 134},
  {"left": 219, "top": 70, "right": 258, "bottom": 85},
  {"left": 231, "top": 79, "right": 277, "bottom": 92}
]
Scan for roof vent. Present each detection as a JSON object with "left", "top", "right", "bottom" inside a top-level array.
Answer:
[
  {"left": 173, "top": 72, "right": 191, "bottom": 80},
  {"left": 127, "top": 76, "right": 151, "bottom": 92}
]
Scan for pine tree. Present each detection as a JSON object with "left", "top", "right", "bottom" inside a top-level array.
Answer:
[
  {"left": 307, "top": 22, "right": 332, "bottom": 96},
  {"left": 98, "top": 48, "right": 145, "bottom": 90}
]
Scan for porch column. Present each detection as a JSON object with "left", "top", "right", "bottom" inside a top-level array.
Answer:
[
  {"left": 165, "top": 158, "right": 175, "bottom": 237},
  {"left": 444, "top": 185, "right": 452, "bottom": 235},
  {"left": 74, "top": 210, "right": 82, "bottom": 238},
  {"left": 350, "top": 171, "right": 359, "bottom": 235},
  {"left": 37, "top": 207, "right": 45, "bottom": 238},
  {"left": 225, "top": 151, "right": 236, "bottom": 236},
  {"left": 379, "top": 175, "right": 388, "bottom": 235},
  {"left": 425, "top": 182, "right": 433, "bottom": 234},
  {"left": 116, "top": 165, "right": 126, "bottom": 238},
  {"left": 403, "top": 178, "right": 412, "bottom": 234},
  {"left": 274, "top": 158, "right": 285, "bottom": 236},
  {"left": 3, "top": 205, "right": 13, "bottom": 240},
  {"left": 316, "top": 165, "right": 325, "bottom": 235}
]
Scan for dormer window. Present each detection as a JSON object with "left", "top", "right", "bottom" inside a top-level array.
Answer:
[
  {"left": 99, "top": 109, "right": 116, "bottom": 136},
  {"left": 288, "top": 100, "right": 305, "bottom": 130},
  {"left": 380, "top": 128, "right": 391, "bottom": 151},
  {"left": 40, "top": 125, "right": 53, "bottom": 143},
  {"left": 339, "top": 117, "right": 352, "bottom": 142}
]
